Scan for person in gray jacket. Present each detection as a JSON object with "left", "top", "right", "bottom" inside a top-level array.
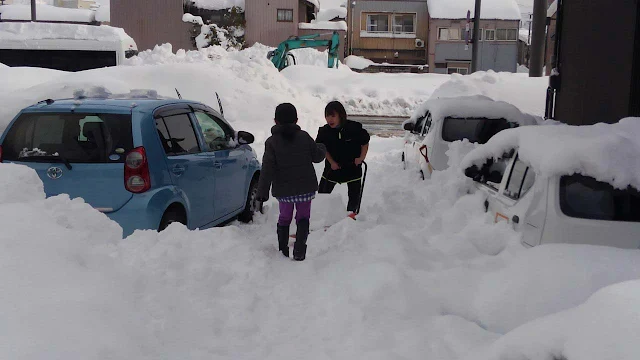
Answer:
[{"left": 256, "top": 103, "right": 326, "bottom": 261}]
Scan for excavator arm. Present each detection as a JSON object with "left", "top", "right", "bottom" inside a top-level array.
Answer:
[{"left": 268, "top": 31, "right": 340, "bottom": 71}]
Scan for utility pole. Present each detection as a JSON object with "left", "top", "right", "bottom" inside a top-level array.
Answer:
[
  {"left": 470, "top": 0, "right": 481, "bottom": 73},
  {"left": 529, "top": 0, "right": 547, "bottom": 76},
  {"left": 31, "top": 0, "right": 37, "bottom": 22}
]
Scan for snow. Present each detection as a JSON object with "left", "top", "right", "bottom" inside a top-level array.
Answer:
[
  {"left": 405, "top": 95, "right": 539, "bottom": 129},
  {"left": 298, "top": 20, "right": 348, "bottom": 31},
  {"left": 94, "top": 0, "right": 109, "bottom": 22},
  {"left": 344, "top": 55, "right": 374, "bottom": 70},
  {"left": 317, "top": 6, "right": 347, "bottom": 21},
  {"left": 2, "top": 42, "right": 639, "bottom": 360},
  {"left": 0, "top": 22, "right": 132, "bottom": 42},
  {"left": 548, "top": 0, "right": 557, "bottom": 17},
  {"left": 519, "top": 28, "right": 530, "bottom": 44},
  {"left": 191, "top": 0, "right": 244, "bottom": 10},
  {"left": 427, "top": 0, "right": 522, "bottom": 20},
  {"left": 0, "top": 4, "right": 95, "bottom": 22},
  {"left": 462, "top": 117, "right": 640, "bottom": 190},
  {"left": 182, "top": 12, "right": 204, "bottom": 26}
]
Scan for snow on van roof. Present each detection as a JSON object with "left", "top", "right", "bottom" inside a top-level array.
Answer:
[
  {"left": 405, "top": 95, "right": 538, "bottom": 128},
  {"left": 0, "top": 22, "right": 133, "bottom": 43},
  {"left": 461, "top": 117, "right": 640, "bottom": 190},
  {"left": 0, "top": 4, "right": 95, "bottom": 23},
  {"left": 427, "top": 0, "right": 521, "bottom": 20}
]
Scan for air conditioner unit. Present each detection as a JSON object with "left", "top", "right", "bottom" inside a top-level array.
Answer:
[{"left": 415, "top": 39, "right": 425, "bottom": 48}]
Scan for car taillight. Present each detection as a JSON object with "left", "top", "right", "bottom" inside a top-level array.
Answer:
[{"left": 124, "top": 147, "right": 150, "bottom": 193}]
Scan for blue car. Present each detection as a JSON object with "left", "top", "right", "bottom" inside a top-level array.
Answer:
[{"left": 0, "top": 94, "right": 262, "bottom": 236}]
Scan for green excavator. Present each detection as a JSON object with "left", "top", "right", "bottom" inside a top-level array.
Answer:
[{"left": 268, "top": 31, "right": 340, "bottom": 71}]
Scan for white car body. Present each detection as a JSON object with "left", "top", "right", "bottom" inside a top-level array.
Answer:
[
  {"left": 402, "top": 95, "right": 538, "bottom": 179},
  {"left": 463, "top": 118, "right": 640, "bottom": 250}
]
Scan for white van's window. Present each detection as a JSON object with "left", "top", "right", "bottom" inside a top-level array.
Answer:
[
  {"left": 504, "top": 157, "right": 535, "bottom": 199},
  {"left": 3, "top": 113, "right": 132, "bottom": 163},
  {"left": 472, "top": 150, "right": 515, "bottom": 191},
  {"left": 442, "top": 118, "right": 516, "bottom": 144},
  {"left": 413, "top": 115, "right": 426, "bottom": 135},
  {"left": 560, "top": 175, "right": 640, "bottom": 222},
  {"left": 0, "top": 49, "right": 117, "bottom": 72},
  {"left": 422, "top": 113, "right": 432, "bottom": 135}
]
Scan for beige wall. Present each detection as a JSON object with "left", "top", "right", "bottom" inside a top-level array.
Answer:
[
  {"left": 110, "top": 0, "right": 193, "bottom": 51},
  {"left": 245, "top": 0, "right": 300, "bottom": 47},
  {"left": 427, "top": 18, "right": 519, "bottom": 71}
]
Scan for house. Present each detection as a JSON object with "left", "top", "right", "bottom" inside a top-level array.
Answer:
[
  {"left": 245, "top": 0, "right": 346, "bottom": 58},
  {"left": 347, "top": 0, "right": 429, "bottom": 65},
  {"left": 427, "top": 0, "right": 521, "bottom": 74},
  {"left": 110, "top": 0, "right": 193, "bottom": 51}
]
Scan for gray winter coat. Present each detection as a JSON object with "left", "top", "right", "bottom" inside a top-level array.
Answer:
[{"left": 257, "top": 124, "right": 326, "bottom": 200}]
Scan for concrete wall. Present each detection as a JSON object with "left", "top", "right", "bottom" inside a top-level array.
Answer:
[
  {"left": 428, "top": 18, "right": 519, "bottom": 73},
  {"left": 245, "top": 0, "right": 299, "bottom": 47},
  {"left": 110, "top": 0, "right": 193, "bottom": 51},
  {"left": 347, "top": 0, "right": 428, "bottom": 64}
]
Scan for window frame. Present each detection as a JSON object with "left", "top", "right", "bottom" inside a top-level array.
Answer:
[
  {"left": 485, "top": 29, "right": 496, "bottom": 41},
  {"left": 503, "top": 154, "right": 535, "bottom": 200},
  {"left": 392, "top": 13, "right": 416, "bottom": 34},
  {"left": 366, "top": 13, "right": 390, "bottom": 33},
  {"left": 496, "top": 28, "right": 518, "bottom": 41},
  {"left": 277, "top": 8, "right": 294, "bottom": 22},
  {"left": 447, "top": 67, "right": 469, "bottom": 75},
  {"left": 154, "top": 109, "right": 202, "bottom": 156},
  {"left": 438, "top": 27, "right": 461, "bottom": 41}
]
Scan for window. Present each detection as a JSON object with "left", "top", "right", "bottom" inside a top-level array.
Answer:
[
  {"left": 2, "top": 113, "right": 133, "bottom": 163},
  {"left": 393, "top": 14, "right": 415, "bottom": 33},
  {"left": 435, "top": 62, "right": 447, "bottom": 69},
  {"left": 422, "top": 113, "right": 432, "bottom": 135},
  {"left": 504, "top": 157, "right": 535, "bottom": 199},
  {"left": 485, "top": 29, "right": 495, "bottom": 41},
  {"left": 413, "top": 115, "right": 426, "bottom": 134},
  {"left": 560, "top": 175, "right": 640, "bottom": 222},
  {"left": 496, "top": 29, "right": 518, "bottom": 41},
  {"left": 194, "top": 111, "right": 234, "bottom": 151},
  {"left": 447, "top": 67, "right": 469, "bottom": 75},
  {"left": 156, "top": 114, "right": 200, "bottom": 155},
  {"left": 277, "top": 9, "right": 294, "bottom": 22},
  {"left": 438, "top": 27, "right": 461, "bottom": 40},
  {"left": 367, "top": 14, "right": 389, "bottom": 32},
  {"left": 442, "top": 118, "right": 515, "bottom": 144}
]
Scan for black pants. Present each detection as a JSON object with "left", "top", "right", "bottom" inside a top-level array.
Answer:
[{"left": 318, "top": 178, "right": 362, "bottom": 212}]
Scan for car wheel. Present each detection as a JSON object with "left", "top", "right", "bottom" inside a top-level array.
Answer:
[
  {"left": 158, "top": 209, "right": 186, "bottom": 232},
  {"left": 238, "top": 178, "right": 261, "bottom": 223}
]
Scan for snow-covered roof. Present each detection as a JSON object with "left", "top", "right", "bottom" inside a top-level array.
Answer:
[
  {"left": 299, "top": 20, "right": 347, "bottom": 31},
  {"left": 427, "top": 0, "right": 521, "bottom": 20},
  {"left": 317, "top": 7, "right": 346, "bottom": 21},
  {"left": 0, "top": 22, "right": 132, "bottom": 42},
  {"left": 0, "top": 4, "right": 95, "bottom": 23},
  {"left": 405, "top": 95, "right": 539, "bottom": 128},
  {"left": 547, "top": 0, "right": 557, "bottom": 17},
  {"left": 461, "top": 117, "right": 640, "bottom": 190},
  {"left": 190, "top": 0, "right": 244, "bottom": 10}
]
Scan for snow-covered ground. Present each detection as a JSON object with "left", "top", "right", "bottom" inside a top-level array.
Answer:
[{"left": 2, "top": 44, "right": 639, "bottom": 360}]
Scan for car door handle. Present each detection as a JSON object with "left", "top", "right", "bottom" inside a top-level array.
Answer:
[
  {"left": 214, "top": 161, "right": 222, "bottom": 170},
  {"left": 172, "top": 165, "right": 186, "bottom": 176}
]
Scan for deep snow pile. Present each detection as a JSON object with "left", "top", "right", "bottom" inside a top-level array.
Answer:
[
  {"left": 2, "top": 138, "right": 640, "bottom": 359},
  {"left": 462, "top": 117, "right": 640, "bottom": 190}
]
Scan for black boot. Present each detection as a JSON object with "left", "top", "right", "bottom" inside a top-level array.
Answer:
[
  {"left": 276, "top": 225, "right": 290, "bottom": 258},
  {"left": 293, "top": 219, "right": 309, "bottom": 261}
]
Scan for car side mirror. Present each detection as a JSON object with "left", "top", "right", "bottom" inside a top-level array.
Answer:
[
  {"left": 464, "top": 165, "right": 482, "bottom": 181},
  {"left": 237, "top": 131, "right": 255, "bottom": 145},
  {"left": 403, "top": 122, "right": 414, "bottom": 131}
]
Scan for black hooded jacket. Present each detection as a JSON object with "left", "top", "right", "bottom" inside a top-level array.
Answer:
[
  {"left": 257, "top": 124, "right": 326, "bottom": 200},
  {"left": 316, "top": 120, "right": 370, "bottom": 183}
]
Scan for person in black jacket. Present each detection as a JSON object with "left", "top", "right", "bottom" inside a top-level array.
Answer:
[
  {"left": 316, "top": 101, "right": 370, "bottom": 217},
  {"left": 256, "top": 103, "right": 326, "bottom": 261}
]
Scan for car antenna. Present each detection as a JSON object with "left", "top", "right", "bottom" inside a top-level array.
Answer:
[
  {"left": 216, "top": 92, "right": 224, "bottom": 117},
  {"left": 175, "top": 88, "right": 182, "bottom": 99}
]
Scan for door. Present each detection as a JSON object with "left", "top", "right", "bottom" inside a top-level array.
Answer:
[
  {"left": 404, "top": 113, "right": 427, "bottom": 171},
  {"left": 192, "top": 110, "right": 247, "bottom": 219},
  {"left": 155, "top": 110, "right": 216, "bottom": 228}
]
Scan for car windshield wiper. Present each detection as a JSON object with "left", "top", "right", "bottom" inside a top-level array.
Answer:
[{"left": 19, "top": 154, "right": 73, "bottom": 170}]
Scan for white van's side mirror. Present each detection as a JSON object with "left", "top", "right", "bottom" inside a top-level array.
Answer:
[{"left": 403, "top": 122, "right": 414, "bottom": 131}]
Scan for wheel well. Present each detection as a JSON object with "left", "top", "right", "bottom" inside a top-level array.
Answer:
[{"left": 164, "top": 203, "right": 187, "bottom": 223}]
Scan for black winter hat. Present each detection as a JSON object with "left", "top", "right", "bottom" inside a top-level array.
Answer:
[{"left": 275, "top": 103, "right": 298, "bottom": 124}]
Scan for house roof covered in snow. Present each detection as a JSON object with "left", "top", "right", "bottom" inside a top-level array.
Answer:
[
  {"left": 427, "top": 0, "right": 521, "bottom": 20},
  {"left": 461, "top": 117, "right": 640, "bottom": 190},
  {"left": 0, "top": 4, "right": 95, "bottom": 23}
]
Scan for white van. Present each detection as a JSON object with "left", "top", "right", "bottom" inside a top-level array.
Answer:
[
  {"left": 0, "top": 22, "right": 138, "bottom": 71},
  {"left": 462, "top": 117, "right": 640, "bottom": 249},
  {"left": 402, "top": 95, "right": 539, "bottom": 180}
]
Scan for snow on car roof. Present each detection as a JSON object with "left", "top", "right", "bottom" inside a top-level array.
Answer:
[
  {"left": 405, "top": 95, "right": 539, "bottom": 128},
  {"left": 461, "top": 117, "right": 640, "bottom": 190},
  {"left": 427, "top": 0, "right": 521, "bottom": 20}
]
